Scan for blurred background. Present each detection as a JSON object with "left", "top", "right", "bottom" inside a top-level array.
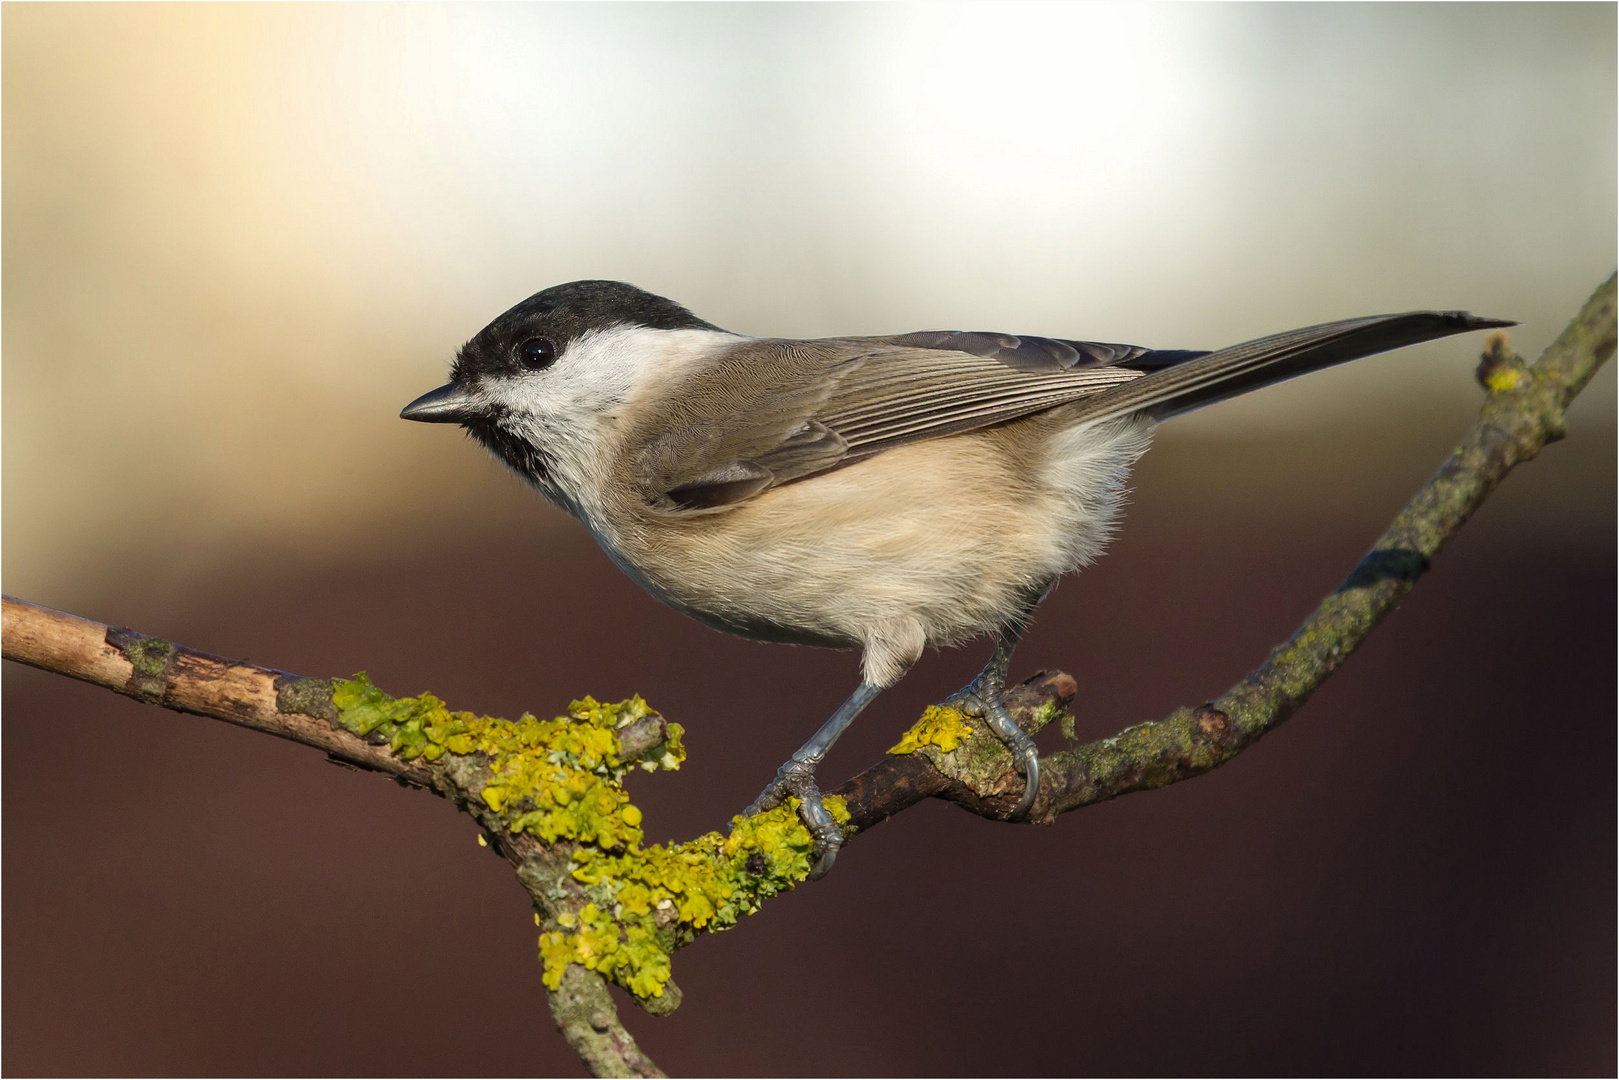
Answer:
[{"left": 3, "top": 3, "right": 1613, "bottom": 1075}]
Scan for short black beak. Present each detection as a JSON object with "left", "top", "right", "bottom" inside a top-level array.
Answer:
[{"left": 401, "top": 382, "right": 477, "bottom": 423}]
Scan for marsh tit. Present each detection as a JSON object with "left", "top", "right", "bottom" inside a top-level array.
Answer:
[{"left": 402, "top": 280, "right": 1509, "bottom": 876}]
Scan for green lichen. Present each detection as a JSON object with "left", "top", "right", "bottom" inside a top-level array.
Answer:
[
  {"left": 328, "top": 673, "right": 838, "bottom": 1004},
  {"left": 274, "top": 675, "right": 337, "bottom": 723},
  {"left": 1055, "top": 699, "right": 1077, "bottom": 742},
  {"left": 106, "top": 628, "right": 177, "bottom": 700},
  {"left": 123, "top": 636, "right": 176, "bottom": 678},
  {"left": 888, "top": 705, "right": 976, "bottom": 754}
]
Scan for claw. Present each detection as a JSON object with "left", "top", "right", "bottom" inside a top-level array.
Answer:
[
  {"left": 944, "top": 684, "right": 1041, "bottom": 821},
  {"left": 806, "top": 841, "right": 838, "bottom": 880},
  {"left": 742, "top": 758, "right": 844, "bottom": 876},
  {"left": 1010, "top": 744, "right": 1039, "bottom": 821}
]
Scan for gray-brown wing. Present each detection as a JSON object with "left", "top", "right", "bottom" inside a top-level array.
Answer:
[
  {"left": 812, "top": 343, "right": 1144, "bottom": 460},
  {"left": 633, "top": 340, "right": 861, "bottom": 512},
  {"left": 634, "top": 336, "right": 1146, "bottom": 512},
  {"left": 850, "top": 312, "right": 1510, "bottom": 442},
  {"left": 634, "top": 310, "right": 1511, "bottom": 513}
]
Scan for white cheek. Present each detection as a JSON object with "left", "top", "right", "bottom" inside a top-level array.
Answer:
[
  {"left": 477, "top": 324, "right": 743, "bottom": 526},
  {"left": 487, "top": 373, "right": 577, "bottom": 426},
  {"left": 555, "top": 324, "right": 744, "bottom": 410},
  {"left": 487, "top": 324, "right": 727, "bottom": 419}
]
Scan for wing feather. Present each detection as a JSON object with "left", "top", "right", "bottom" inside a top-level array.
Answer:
[
  {"left": 631, "top": 311, "right": 1509, "bottom": 513},
  {"left": 1060, "top": 311, "right": 1512, "bottom": 425},
  {"left": 633, "top": 338, "right": 1146, "bottom": 511}
]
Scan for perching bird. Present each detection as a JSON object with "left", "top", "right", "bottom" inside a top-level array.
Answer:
[{"left": 401, "top": 280, "right": 1509, "bottom": 876}]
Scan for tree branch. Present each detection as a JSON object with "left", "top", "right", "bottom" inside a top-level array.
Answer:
[
  {"left": 0, "top": 596, "right": 671, "bottom": 1078},
  {"left": 5, "top": 275, "right": 1611, "bottom": 1078}
]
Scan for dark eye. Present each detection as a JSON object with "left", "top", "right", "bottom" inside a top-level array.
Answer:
[{"left": 517, "top": 337, "right": 556, "bottom": 370}]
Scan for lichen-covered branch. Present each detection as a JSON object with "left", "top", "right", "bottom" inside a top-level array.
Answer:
[
  {"left": 829, "top": 673, "right": 1078, "bottom": 828},
  {"left": 0, "top": 597, "right": 673, "bottom": 1079},
  {"left": 4, "top": 275, "right": 1610, "bottom": 1079}
]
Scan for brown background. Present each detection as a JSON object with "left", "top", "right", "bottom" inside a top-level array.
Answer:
[
  {"left": 6, "top": 419, "right": 1614, "bottom": 1076},
  {"left": 4, "top": 5, "right": 1615, "bottom": 1076}
]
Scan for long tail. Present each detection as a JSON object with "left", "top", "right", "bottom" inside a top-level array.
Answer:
[{"left": 1070, "top": 311, "right": 1514, "bottom": 426}]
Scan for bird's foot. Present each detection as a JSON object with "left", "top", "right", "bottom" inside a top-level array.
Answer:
[
  {"left": 742, "top": 758, "right": 843, "bottom": 880},
  {"left": 943, "top": 678, "right": 1041, "bottom": 821}
]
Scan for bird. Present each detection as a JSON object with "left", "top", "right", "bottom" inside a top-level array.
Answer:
[{"left": 401, "top": 280, "right": 1510, "bottom": 877}]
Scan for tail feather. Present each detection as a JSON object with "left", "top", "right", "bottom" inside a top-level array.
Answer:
[{"left": 1069, "top": 311, "right": 1515, "bottom": 425}]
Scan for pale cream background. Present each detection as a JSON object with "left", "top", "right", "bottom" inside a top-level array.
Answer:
[{"left": 4, "top": 3, "right": 1614, "bottom": 611}]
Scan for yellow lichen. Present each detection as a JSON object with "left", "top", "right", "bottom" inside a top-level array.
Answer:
[
  {"left": 888, "top": 705, "right": 976, "bottom": 754},
  {"left": 330, "top": 673, "right": 833, "bottom": 1004},
  {"left": 538, "top": 930, "right": 575, "bottom": 989},
  {"left": 553, "top": 797, "right": 834, "bottom": 998},
  {"left": 332, "top": 674, "right": 684, "bottom": 854},
  {"left": 1486, "top": 366, "right": 1524, "bottom": 393}
]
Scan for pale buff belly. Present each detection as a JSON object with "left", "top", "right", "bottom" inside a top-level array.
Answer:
[{"left": 598, "top": 417, "right": 1153, "bottom": 670}]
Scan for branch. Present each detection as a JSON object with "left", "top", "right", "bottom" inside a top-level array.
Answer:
[
  {"left": 0, "top": 597, "right": 670, "bottom": 1079},
  {"left": 4, "top": 275, "right": 1611, "bottom": 1077}
]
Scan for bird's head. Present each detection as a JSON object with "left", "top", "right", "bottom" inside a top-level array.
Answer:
[{"left": 401, "top": 280, "right": 721, "bottom": 494}]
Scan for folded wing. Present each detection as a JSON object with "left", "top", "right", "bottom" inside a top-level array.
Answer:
[{"left": 635, "top": 312, "right": 1510, "bottom": 513}]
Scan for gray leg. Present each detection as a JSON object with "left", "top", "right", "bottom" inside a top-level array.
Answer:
[
  {"left": 743, "top": 681, "right": 882, "bottom": 879},
  {"left": 944, "top": 587, "right": 1051, "bottom": 820}
]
